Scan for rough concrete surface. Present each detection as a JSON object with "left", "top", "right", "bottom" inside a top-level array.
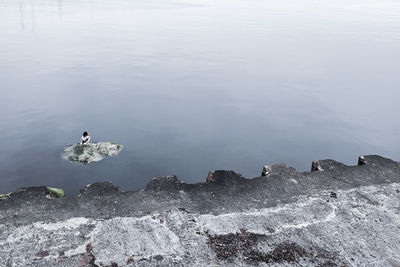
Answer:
[{"left": 1, "top": 155, "right": 400, "bottom": 266}]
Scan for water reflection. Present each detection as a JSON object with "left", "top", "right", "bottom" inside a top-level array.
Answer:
[
  {"left": 30, "top": 0, "right": 34, "bottom": 32},
  {"left": 58, "top": 0, "right": 63, "bottom": 19},
  {"left": 19, "top": 1, "right": 24, "bottom": 31},
  {"left": 0, "top": 0, "right": 399, "bottom": 195}
]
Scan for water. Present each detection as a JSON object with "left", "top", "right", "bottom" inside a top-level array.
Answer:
[{"left": 0, "top": 0, "right": 399, "bottom": 195}]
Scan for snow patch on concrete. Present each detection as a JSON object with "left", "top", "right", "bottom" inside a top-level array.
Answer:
[
  {"left": 197, "top": 197, "right": 336, "bottom": 235},
  {"left": 91, "top": 216, "right": 183, "bottom": 265},
  {"left": 33, "top": 217, "right": 90, "bottom": 231}
]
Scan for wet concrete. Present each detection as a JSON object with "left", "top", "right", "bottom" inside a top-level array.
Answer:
[{"left": 1, "top": 155, "right": 400, "bottom": 266}]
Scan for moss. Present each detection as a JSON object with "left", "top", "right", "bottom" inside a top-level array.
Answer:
[
  {"left": 73, "top": 144, "right": 85, "bottom": 155},
  {"left": 46, "top": 187, "right": 65, "bottom": 198},
  {"left": 0, "top": 192, "right": 11, "bottom": 200}
]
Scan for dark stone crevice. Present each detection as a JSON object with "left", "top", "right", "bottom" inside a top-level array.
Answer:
[{"left": 208, "top": 229, "right": 346, "bottom": 266}]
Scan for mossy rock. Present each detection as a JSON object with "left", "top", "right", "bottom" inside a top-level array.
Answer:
[
  {"left": 73, "top": 144, "right": 85, "bottom": 155},
  {"left": 0, "top": 192, "right": 11, "bottom": 200},
  {"left": 46, "top": 187, "right": 65, "bottom": 198},
  {"left": 63, "top": 142, "right": 123, "bottom": 164}
]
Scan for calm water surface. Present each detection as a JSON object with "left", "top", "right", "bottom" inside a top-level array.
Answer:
[{"left": 0, "top": 0, "right": 399, "bottom": 194}]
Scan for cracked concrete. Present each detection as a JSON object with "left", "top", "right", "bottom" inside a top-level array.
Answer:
[{"left": 1, "top": 155, "right": 400, "bottom": 266}]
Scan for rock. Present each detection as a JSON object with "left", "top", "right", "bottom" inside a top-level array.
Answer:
[
  {"left": 1, "top": 155, "right": 400, "bottom": 266},
  {"left": 146, "top": 175, "right": 184, "bottom": 192},
  {"left": 6, "top": 186, "right": 49, "bottom": 201},
  {"left": 0, "top": 192, "right": 11, "bottom": 201},
  {"left": 261, "top": 164, "right": 298, "bottom": 178},
  {"left": 311, "top": 160, "right": 324, "bottom": 172},
  {"left": 313, "top": 159, "right": 347, "bottom": 171},
  {"left": 35, "top": 250, "right": 49, "bottom": 258},
  {"left": 46, "top": 187, "right": 65, "bottom": 198},
  {"left": 63, "top": 142, "right": 123, "bottom": 164},
  {"left": 261, "top": 166, "right": 272, "bottom": 176},
  {"left": 206, "top": 170, "right": 245, "bottom": 185},
  {"left": 79, "top": 182, "right": 122, "bottom": 197},
  {"left": 0, "top": 187, "right": 65, "bottom": 201},
  {"left": 358, "top": 155, "right": 367, "bottom": 166}
]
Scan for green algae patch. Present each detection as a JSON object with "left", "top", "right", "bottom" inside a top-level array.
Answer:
[
  {"left": 46, "top": 187, "right": 65, "bottom": 198},
  {"left": 0, "top": 192, "right": 11, "bottom": 200}
]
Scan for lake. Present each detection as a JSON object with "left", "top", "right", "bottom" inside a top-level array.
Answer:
[{"left": 0, "top": 0, "right": 399, "bottom": 195}]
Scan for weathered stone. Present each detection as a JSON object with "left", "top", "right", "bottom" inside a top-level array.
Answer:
[
  {"left": 0, "top": 192, "right": 11, "bottom": 201},
  {"left": 1, "top": 155, "right": 400, "bottom": 266},
  {"left": 46, "top": 187, "right": 65, "bottom": 198},
  {"left": 206, "top": 170, "right": 245, "bottom": 185},
  {"left": 79, "top": 182, "right": 123, "bottom": 197},
  {"left": 261, "top": 163, "right": 298, "bottom": 178},
  {"left": 63, "top": 142, "right": 123, "bottom": 164},
  {"left": 146, "top": 175, "right": 184, "bottom": 192},
  {"left": 261, "top": 165, "right": 271, "bottom": 176},
  {"left": 311, "top": 160, "right": 324, "bottom": 171},
  {"left": 358, "top": 155, "right": 367, "bottom": 166},
  {"left": 7, "top": 186, "right": 48, "bottom": 201}
]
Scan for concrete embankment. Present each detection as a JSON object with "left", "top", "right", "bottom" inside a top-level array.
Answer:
[{"left": 1, "top": 155, "right": 400, "bottom": 266}]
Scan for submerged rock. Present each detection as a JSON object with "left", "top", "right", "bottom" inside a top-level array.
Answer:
[{"left": 63, "top": 142, "right": 123, "bottom": 164}]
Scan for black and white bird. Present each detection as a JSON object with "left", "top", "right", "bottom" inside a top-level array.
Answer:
[{"left": 81, "top": 131, "right": 91, "bottom": 145}]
